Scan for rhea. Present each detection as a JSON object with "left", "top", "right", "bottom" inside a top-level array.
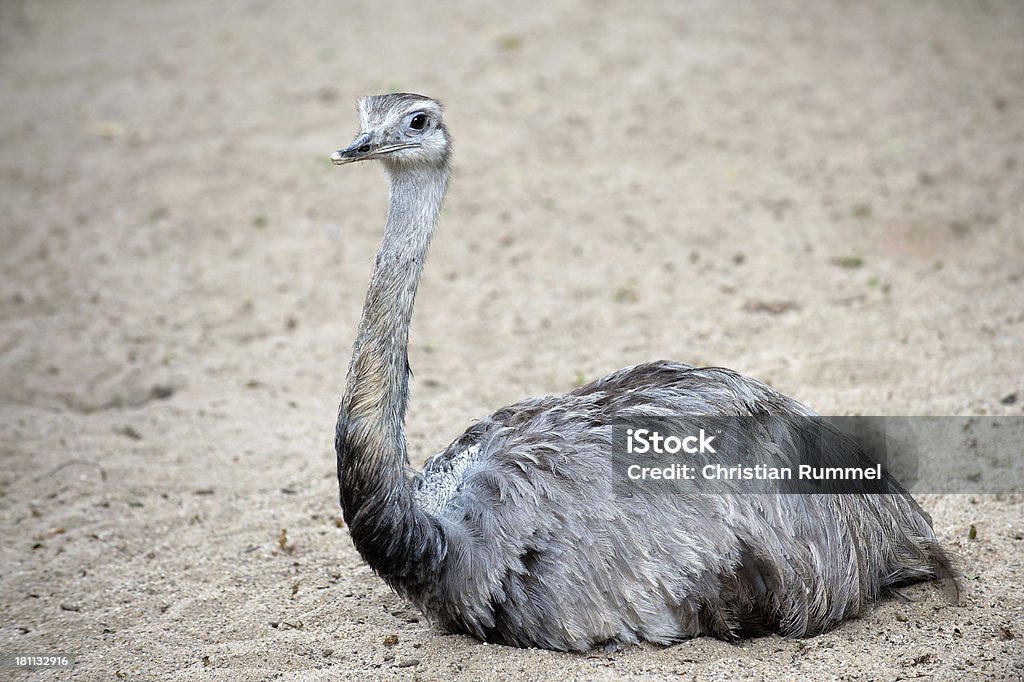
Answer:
[{"left": 329, "top": 93, "right": 957, "bottom": 652}]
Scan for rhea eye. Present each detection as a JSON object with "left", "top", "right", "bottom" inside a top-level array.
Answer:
[{"left": 409, "top": 113, "right": 427, "bottom": 130}]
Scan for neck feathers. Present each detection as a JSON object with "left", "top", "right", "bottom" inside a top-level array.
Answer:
[
  {"left": 336, "top": 162, "right": 449, "bottom": 582},
  {"left": 343, "top": 165, "right": 448, "bottom": 450}
]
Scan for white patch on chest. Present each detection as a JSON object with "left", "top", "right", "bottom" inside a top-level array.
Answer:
[{"left": 415, "top": 444, "right": 482, "bottom": 516}]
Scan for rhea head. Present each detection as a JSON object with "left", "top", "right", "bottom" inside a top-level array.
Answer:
[{"left": 330, "top": 93, "right": 450, "bottom": 172}]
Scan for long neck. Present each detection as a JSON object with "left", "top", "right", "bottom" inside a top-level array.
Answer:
[{"left": 336, "top": 163, "right": 449, "bottom": 584}]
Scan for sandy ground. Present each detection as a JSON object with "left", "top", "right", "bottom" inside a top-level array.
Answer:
[{"left": 1, "top": 0, "right": 1023, "bottom": 679}]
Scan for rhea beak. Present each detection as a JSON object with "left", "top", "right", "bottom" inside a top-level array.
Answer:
[
  {"left": 331, "top": 132, "right": 375, "bottom": 165},
  {"left": 331, "top": 132, "right": 422, "bottom": 166}
]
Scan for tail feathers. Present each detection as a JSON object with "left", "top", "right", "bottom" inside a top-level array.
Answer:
[
  {"left": 924, "top": 539, "right": 963, "bottom": 605},
  {"left": 886, "top": 539, "right": 962, "bottom": 605}
]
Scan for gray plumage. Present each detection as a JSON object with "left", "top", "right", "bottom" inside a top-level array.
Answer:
[{"left": 329, "top": 93, "right": 958, "bottom": 652}]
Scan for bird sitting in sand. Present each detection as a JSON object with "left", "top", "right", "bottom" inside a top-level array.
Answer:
[{"left": 327, "top": 93, "right": 958, "bottom": 652}]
